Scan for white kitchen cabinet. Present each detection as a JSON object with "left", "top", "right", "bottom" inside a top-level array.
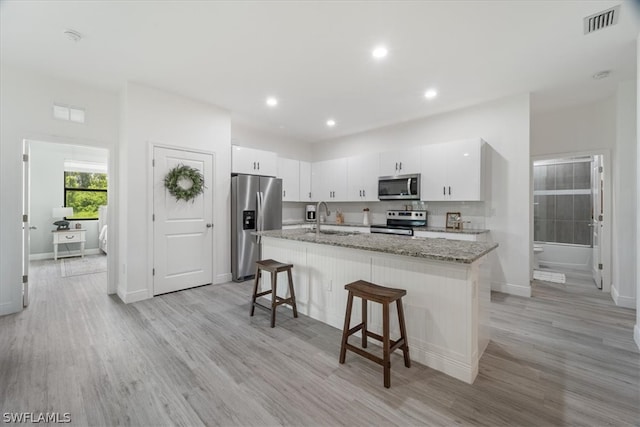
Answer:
[
  {"left": 421, "top": 138, "right": 485, "bottom": 201},
  {"left": 277, "top": 157, "right": 300, "bottom": 201},
  {"left": 347, "top": 153, "right": 379, "bottom": 201},
  {"left": 299, "top": 161, "right": 312, "bottom": 202},
  {"left": 379, "top": 147, "right": 421, "bottom": 176},
  {"left": 232, "top": 145, "right": 277, "bottom": 176},
  {"left": 311, "top": 158, "right": 348, "bottom": 201}
]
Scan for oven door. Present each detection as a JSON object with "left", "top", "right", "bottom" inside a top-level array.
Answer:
[{"left": 378, "top": 174, "right": 421, "bottom": 200}]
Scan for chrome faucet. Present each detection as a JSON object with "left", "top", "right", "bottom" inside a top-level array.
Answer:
[{"left": 316, "top": 201, "right": 331, "bottom": 236}]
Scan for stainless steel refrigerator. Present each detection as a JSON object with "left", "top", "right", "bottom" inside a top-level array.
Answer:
[{"left": 231, "top": 174, "right": 282, "bottom": 282}]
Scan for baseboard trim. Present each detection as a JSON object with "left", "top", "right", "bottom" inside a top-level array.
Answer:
[
  {"left": 117, "top": 288, "right": 151, "bottom": 304},
  {"left": 30, "top": 248, "right": 102, "bottom": 261},
  {"left": 215, "top": 272, "right": 232, "bottom": 285},
  {"left": 492, "top": 281, "right": 531, "bottom": 297},
  {"left": 634, "top": 324, "right": 640, "bottom": 351},
  {"left": 0, "top": 301, "right": 20, "bottom": 316},
  {"left": 611, "top": 284, "right": 636, "bottom": 309}
]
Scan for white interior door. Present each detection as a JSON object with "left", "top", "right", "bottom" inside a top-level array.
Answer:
[
  {"left": 591, "top": 155, "right": 603, "bottom": 289},
  {"left": 153, "top": 147, "right": 214, "bottom": 295},
  {"left": 22, "top": 141, "right": 31, "bottom": 307}
]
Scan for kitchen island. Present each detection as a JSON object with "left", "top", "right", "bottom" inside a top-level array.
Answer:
[{"left": 255, "top": 229, "right": 498, "bottom": 384}]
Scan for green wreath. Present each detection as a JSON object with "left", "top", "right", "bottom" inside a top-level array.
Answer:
[{"left": 164, "top": 164, "right": 205, "bottom": 202}]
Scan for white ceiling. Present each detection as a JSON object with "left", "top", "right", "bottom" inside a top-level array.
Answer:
[{"left": 1, "top": 1, "right": 638, "bottom": 142}]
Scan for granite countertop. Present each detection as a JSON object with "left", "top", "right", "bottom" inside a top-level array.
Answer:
[
  {"left": 282, "top": 221, "right": 369, "bottom": 228},
  {"left": 283, "top": 220, "right": 489, "bottom": 234},
  {"left": 412, "top": 226, "right": 489, "bottom": 235},
  {"left": 256, "top": 229, "right": 498, "bottom": 264}
]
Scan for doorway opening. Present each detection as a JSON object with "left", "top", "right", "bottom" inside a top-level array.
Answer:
[
  {"left": 23, "top": 140, "right": 111, "bottom": 307},
  {"left": 532, "top": 154, "right": 608, "bottom": 290}
]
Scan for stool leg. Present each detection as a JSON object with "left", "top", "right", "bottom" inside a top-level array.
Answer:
[
  {"left": 361, "top": 298, "right": 368, "bottom": 349},
  {"left": 270, "top": 271, "right": 278, "bottom": 328},
  {"left": 250, "top": 269, "right": 261, "bottom": 317},
  {"left": 383, "top": 302, "right": 391, "bottom": 388},
  {"left": 339, "top": 292, "right": 354, "bottom": 364},
  {"left": 287, "top": 268, "right": 298, "bottom": 318},
  {"left": 397, "top": 299, "right": 411, "bottom": 368}
]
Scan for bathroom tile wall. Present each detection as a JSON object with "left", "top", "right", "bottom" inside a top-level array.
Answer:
[{"left": 533, "top": 161, "right": 593, "bottom": 245}]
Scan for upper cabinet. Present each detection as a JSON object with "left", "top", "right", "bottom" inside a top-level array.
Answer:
[
  {"left": 299, "top": 161, "right": 312, "bottom": 202},
  {"left": 277, "top": 157, "right": 300, "bottom": 201},
  {"left": 347, "top": 153, "right": 379, "bottom": 201},
  {"left": 421, "top": 138, "right": 485, "bottom": 201},
  {"left": 379, "top": 147, "right": 421, "bottom": 177},
  {"left": 232, "top": 145, "right": 277, "bottom": 176},
  {"left": 311, "top": 158, "right": 348, "bottom": 201}
]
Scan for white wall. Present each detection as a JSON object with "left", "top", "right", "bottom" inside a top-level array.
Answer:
[
  {"left": 29, "top": 142, "right": 108, "bottom": 256},
  {"left": 612, "top": 80, "right": 637, "bottom": 309},
  {"left": 635, "top": 34, "right": 640, "bottom": 350},
  {"left": 312, "top": 94, "right": 532, "bottom": 296},
  {"left": 231, "top": 122, "right": 313, "bottom": 161},
  {"left": 0, "top": 64, "right": 119, "bottom": 316},
  {"left": 118, "top": 83, "right": 231, "bottom": 303},
  {"left": 531, "top": 97, "right": 616, "bottom": 157}
]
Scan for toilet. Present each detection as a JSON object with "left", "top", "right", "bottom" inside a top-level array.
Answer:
[{"left": 533, "top": 244, "right": 544, "bottom": 269}]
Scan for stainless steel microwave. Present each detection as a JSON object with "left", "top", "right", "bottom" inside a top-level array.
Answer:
[{"left": 378, "top": 174, "right": 421, "bottom": 200}]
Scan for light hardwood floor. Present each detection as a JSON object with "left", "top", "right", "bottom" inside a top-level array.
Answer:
[{"left": 1, "top": 260, "right": 638, "bottom": 426}]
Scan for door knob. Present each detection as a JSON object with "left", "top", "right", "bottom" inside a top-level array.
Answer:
[
  {"left": 29, "top": 226, "right": 37, "bottom": 230},
  {"left": 206, "top": 223, "right": 213, "bottom": 228}
]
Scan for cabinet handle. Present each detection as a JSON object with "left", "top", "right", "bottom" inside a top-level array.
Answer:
[
  {"left": 257, "top": 162, "right": 260, "bottom": 170},
  {"left": 253, "top": 161, "right": 256, "bottom": 169},
  {"left": 309, "top": 192, "right": 311, "bottom": 199},
  {"left": 283, "top": 190, "right": 286, "bottom": 197},
  {"left": 395, "top": 162, "right": 398, "bottom": 171},
  {"left": 448, "top": 186, "right": 451, "bottom": 196},
  {"left": 362, "top": 189, "right": 365, "bottom": 197},
  {"left": 443, "top": 186, "right": 446, "bottom": 196},
  {"left": 399, "top": 162, "right": 402, "bottom": 171},
  {"left": 359, "top": 190, "right": 362, "bottom": 197},
  {"left": 65, "top": 236, "right": 75, "bottom": 240}
]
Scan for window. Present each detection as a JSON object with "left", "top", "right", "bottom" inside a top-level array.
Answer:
[
  {"left": 64, "top": 171, "right": 107, "bottom": 220},
  {"left": 533, "top": 159, "right": 592, "bottom": 246}
]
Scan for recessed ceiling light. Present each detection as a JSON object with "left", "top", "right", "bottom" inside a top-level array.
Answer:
[
  {"left": 424, "top": 89, "right": 438, "bottom": 100},
  {"left": 266, "top": 97, "right": 278, "bottom": 107},
  {"left": 592, "top": 70, "right": 611, "bottom": 80},
  {"left": 372, "top": 46, "right": 388, "bottom": 59},
  {"left": 64, "top": 29, "right": 82, "bottom": 42},
  {"left": 326, "top": 119, "right": 336, "bottom": 127}
]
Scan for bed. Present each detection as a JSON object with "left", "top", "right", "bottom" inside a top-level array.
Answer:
[{"left": 98, "top": 205, "right": 108, "bottom": 254}]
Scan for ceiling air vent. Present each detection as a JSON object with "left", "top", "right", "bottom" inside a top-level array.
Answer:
[{"left": 584, "top": 5, "right": 620, "bottom": 34}]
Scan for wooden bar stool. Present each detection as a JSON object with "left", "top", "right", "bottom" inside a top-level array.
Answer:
[
  {"left": 339, "top": 280, "right": 410, "bottom": 388},
  {"left": 250, "top": 259, "right": 298, "bottom": 328}
]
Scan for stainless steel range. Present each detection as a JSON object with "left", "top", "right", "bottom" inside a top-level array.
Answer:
[{"left": 370, "top": 210, "right": 427, "bottom": 236}]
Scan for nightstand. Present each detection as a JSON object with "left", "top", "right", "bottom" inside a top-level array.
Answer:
[{"left": 53, "top": 229, "right": 86, "bottom": 260}]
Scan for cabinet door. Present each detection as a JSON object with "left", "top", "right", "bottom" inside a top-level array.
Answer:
[
  {"left": 420, "top": 143, "right": 448, "bottom": 200},
  {"left": 231, "top": 145, "right": 277, "bottom": 176},
  {"left": 277, "top": 158, "right": 300, "bottom": 201},
  {"left": 447, "top": 139, "right": 483, "bottom": 201},
  {"left": 299, "top": 161, "right": 312, "bottom": 202},
  {"left": 379, "top": 147, "right": 421, "bottom": 176},
  {"left": 329, "top": 158, "right": 348, "bottom": 201},
  {"left": 311, "top": 160, "right": 332, "bottom": 201},
  {"left": 231, "top": 145, "right": 256, "bottom": 174},
  {"left": 347, "top": 153, "right": 379, "bottom": 201}
]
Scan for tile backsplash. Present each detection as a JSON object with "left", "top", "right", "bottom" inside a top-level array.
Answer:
[{"left": 283, "top": 201, "right": 487, "bottom": 229}]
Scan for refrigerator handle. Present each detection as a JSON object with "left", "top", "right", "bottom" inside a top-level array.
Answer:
[{"left": 256, "top": 191, "right": 262, "bottom": 244}]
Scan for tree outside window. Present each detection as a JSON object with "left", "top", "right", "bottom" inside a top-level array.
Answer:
[{"left": 64, "top": 171, "right": 107, "bottom": 220}]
